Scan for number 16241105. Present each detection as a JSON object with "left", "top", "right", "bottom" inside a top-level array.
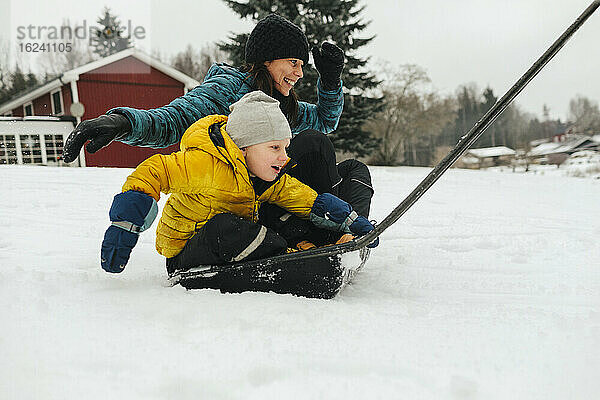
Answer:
[{"left": 19, "top": 42, "right": 73, "bottom": 52}]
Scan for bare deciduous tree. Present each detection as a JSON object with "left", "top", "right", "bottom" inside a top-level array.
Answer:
[
  {"left": 368, "top": 63, "right": 455, "bottom": 166},
  {"left": 36, "top": 19, "right": 97, "bottom": 77},
  {"left": 172, "top": 43, "right": 229, "bottom": 82},
  {"left": 568, "top": 95, "right": 600, "bottom": 134},
  {"left": 0, "top": 39, "right": 10, "bottom": 101}
]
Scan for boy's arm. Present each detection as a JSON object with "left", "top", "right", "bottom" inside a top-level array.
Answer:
[
  {"left": 122, "top": 151, "right": 208, "bottom": 200},
  {"left": 101, "top": 151, "right": 202, "bottom": 273},
  {"left": 100, "top": 190, "right": 158, "bottom": 273},
  {"left": 268, "top": 175, "right": 378, "bottom": 247},
  {"left": 122, "top": 153, "right": 179, "bottom": 201},
  {"left": 267, "top": 174, "right": 318, "bottom": 217}
]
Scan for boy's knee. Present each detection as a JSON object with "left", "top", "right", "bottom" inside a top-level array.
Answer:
[
  {"left": 204, "top": 213, "right": 241, "bottom": 235},
  {"left": 205, "top": 213, "right": 286, "bottom": 262}
]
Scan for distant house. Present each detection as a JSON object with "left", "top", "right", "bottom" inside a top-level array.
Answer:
[
  {"left": 456, "top": 146, "right": 516, "bottom": 169},
  {"left": 0, "top": 48, "right": 199, "bottom": 167},
  {"left": 528, "top": 133, "right": 599, "bottom": 165}
]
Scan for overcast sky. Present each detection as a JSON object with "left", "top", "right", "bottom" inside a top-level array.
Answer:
[{"left": 2, "top": 0, "right": 599, "bottom": 121}]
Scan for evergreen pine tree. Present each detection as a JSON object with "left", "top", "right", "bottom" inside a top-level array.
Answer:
[
  {"left": 0, "top": 66, "right": 39, "bottom": 104},
  {"left": 452, "top": 85, "right": 481, "bottom": 145},
  {"left": 91, "top": 8, "right": 132, "bottom": 58},
  {"left": 219, "top": 0, "right": 383, "bottom": 157},
  {"left": 479, "top": 87, "right": 497, "bottom": 147}
]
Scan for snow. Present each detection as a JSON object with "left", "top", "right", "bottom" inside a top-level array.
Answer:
[
  {"left": 466, "top": 146, "right": 516, "bottom": 158},
  {"left": 528, "top": 141, "right": 562, "bottom": 156},
  {"left": 0, "top": 119, "right": 74, "bottom": 137},
  {"left": 2, "top": 165, "right": 599, "bottom": 399}
]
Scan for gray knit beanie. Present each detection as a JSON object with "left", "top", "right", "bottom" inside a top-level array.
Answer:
[{"left": 226, "top": 91, "right": 292, "bottom": 149}]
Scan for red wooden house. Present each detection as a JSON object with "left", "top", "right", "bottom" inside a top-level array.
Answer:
[{"left": 0, "top": 48, "right": 199, "bottom": 167}]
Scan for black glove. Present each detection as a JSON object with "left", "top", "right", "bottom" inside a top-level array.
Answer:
[
  {"left": 62, "top": 113, "right": 131, "bottom": 163},
  {"left": 311, "top": 42, "right": 345, "bottom": 91}
]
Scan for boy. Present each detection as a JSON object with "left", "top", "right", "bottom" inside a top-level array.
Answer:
[{"left": 100, "top": 92, "right": 377, "bottom": 274}]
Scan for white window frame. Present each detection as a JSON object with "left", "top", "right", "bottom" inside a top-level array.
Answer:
[
  {"left": 0, "top": 134, "right": 18, "bottom": 164},
  {"left": 50, "top": 89, "right": 64, "bottom": 116},
  {"left": 0, "top": 120, "right": 77, "bottom": 167},
  {"left": 23, "top": 102, "right": 34, "bottom": 116},
  {"left": 0, "top": 132, "right": 70, "bottom": 166}
]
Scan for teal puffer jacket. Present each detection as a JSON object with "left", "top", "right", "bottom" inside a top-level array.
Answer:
[{"left": 108, "top": 63, "right": 344, "bottom": 148}]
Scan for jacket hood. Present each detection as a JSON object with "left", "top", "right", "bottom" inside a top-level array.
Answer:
[
  {"left": 180, "top": 113, "right": 295, "bottom": 189},
  {"left": 180, "top": 114, "right": 245, "bottom": 169}
]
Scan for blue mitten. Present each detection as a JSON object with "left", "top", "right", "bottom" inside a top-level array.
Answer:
[
  {"left": 310, "top": 193, "right": 378, "bottom": 248},
  {"left": 310, "top": 193, "right": 352, "bottom": 230},
  {"left": 101, "top": 190, "right": 158, "bottom": 273},
  {"left": 349, "top": 216, "right": 379, "bottom": 248}
]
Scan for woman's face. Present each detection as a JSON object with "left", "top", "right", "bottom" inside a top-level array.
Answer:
[{"left": 264, "top": 58, "right": 304, "bottom": 96}]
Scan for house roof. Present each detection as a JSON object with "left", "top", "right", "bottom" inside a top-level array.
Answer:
[
  {"left": 528, "top": 142, "right": 560, "bottom": 156},
  {"left": 0, "top": 48, "right": 200, "bottom": 115},
  {"left": 0, "top": 79, "right": 65, "bottom": 115},
  {"left": 466, "top": 146, "right": 516, "bottom": 158},
  {"left": 529, "top": 135, "right": 596, "bottom": 156}
]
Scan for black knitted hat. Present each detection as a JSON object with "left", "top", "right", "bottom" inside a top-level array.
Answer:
[{"left": 245, "top": 14, "right": 309, "bottom": 65}]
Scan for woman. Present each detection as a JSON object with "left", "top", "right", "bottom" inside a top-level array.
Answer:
[
  {"left": 63, "top": 14, "right": 373, "bottom": 246},
  {"left": 62, "top": 14, "right": 345, "bottom": 160}
]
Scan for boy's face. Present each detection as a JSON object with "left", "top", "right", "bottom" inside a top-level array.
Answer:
[{"left": 242, "top": 138, "right": 291, "bottom": 181}]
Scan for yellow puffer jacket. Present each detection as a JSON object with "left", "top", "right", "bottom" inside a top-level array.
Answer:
[{"left": 122, "top": 114, "right": 318, "bottom": 258}]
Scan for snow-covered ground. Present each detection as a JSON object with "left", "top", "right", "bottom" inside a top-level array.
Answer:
[{"left": 2, "top": 165, "right": 599, "bottom": 400}]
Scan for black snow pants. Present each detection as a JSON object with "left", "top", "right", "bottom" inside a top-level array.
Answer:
[{"left": 166, "top": 213, "right": 287, "bottom": 274}]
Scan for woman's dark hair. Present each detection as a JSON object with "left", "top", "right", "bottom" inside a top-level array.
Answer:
[{"left": 240, "top": 63, "right": 299, "bottom": 128}]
